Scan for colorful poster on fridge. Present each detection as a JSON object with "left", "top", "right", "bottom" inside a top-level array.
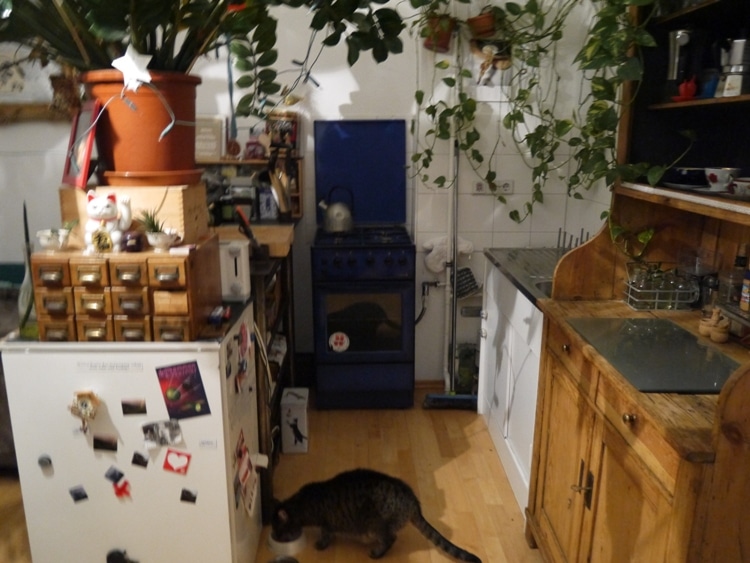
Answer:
[{"left": 156, "top": 361, "right": 211, "bottom": 419}]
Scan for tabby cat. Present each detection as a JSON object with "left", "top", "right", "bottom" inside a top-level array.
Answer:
[{"left": 271, "top": 468, "right": 482, "bottom": 562}]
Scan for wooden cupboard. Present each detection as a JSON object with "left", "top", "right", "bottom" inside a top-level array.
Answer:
[{"left": 525, "top": 300, "right": 742, "bottom": 562}]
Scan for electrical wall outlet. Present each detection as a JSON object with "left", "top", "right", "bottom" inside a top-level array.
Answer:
[
  {"left": 472, "top": 180, "right": 514, "bottom": 195},
  {"left": 472, "top": 181, "right": 491, "bottom": 195},
  {"left": 497, "top": 179, "right": 514, "bottom": 194}
]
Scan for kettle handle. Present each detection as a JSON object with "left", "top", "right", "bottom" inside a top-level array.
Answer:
[{"left": 326, "top": 185, "right": 355, "bottom": 212}]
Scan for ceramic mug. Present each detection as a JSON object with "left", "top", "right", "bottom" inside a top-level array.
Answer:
[
  {"left": 705, "top": 167, "right": 741, "bottom": 192},
  {"left": 730, "top": 177, "right": 750, "bottom": 197}
]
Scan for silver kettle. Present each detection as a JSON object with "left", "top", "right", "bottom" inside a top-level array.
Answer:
[{"left": 318, "top": 186, "right": 354, "bottom": 233}]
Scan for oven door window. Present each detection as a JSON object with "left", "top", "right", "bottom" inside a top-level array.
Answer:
[{"left": 313, "top": 282, "right": 414, "bottom": 363}]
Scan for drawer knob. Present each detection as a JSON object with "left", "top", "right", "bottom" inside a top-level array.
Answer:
[
  {"left": 120, "top": 297, "right": 144, "bottom": 312},
  {"left": 622, "top": 413, "right": 637, "bottom": 425},
  {"left": 562, "top": 344, "right": 570, "bottom": 353},
  {"left": 46, "top": 328, "right": 69, "bottom": 341},
  {"left": 160, "top": 329, "right": 185, "bottom": 342}
]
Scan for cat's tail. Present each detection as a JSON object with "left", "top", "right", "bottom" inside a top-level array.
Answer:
[{"left": 411, "top": 512, "right": 482, "bottom": 563}]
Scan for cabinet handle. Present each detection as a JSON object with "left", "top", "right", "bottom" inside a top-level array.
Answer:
[
  {"left": 119, "top": 297, "right": 144, "bottom": 312},
  {"left": 43, "top": 297, "right": 68, "bottom": 314},
  {"left": 622, "top": 413, "right": 638, "bottom": 425},
  {"left": 84, "top": 328, "right": 106, "bottom": 341},
  {"left": 40, "top": 270, "right": 63, "bottom": 284},
  {"left": 562, "top": 343, "right": 570, "bottom": 353},
  {"left": 78, "top": 271, "right": 102, "bottom": 284},
  {"left": 121, "top": 328, "right": 145, "bottom": 341},
  {"left": 155, "top": 267, "right": 180, "bottom": 282},
  {"left": 46, "top": 328, "right": 69, "bottom": 341},
  {"left": 570, "top": 484, "right": 592, "bottom": 493},
  {"left": 117, "top": 267, "right": 142, "bottom": 283}
]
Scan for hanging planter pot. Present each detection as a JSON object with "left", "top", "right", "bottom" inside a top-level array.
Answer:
[
  {"left": 467, "top": 9, "right": 496, "bottom": 39},
  {"left": 422, "top": 15, "right": 456, "bottom": 54},
  {"left": 80, "top": 70, "right": 203, "bottom": 186}
]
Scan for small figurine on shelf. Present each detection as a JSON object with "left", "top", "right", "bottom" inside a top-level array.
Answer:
[{"left": 84, "top": 191, "right": 132, "bottom": 254}]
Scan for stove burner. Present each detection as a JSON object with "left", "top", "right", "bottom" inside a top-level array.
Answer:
[{"left": 315, "top": 226, "right": 411, "bottom": 247}]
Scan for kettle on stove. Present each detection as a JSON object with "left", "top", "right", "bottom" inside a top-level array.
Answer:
[{"left": 318, "top": 186, "right": 354, "bottom": 233}]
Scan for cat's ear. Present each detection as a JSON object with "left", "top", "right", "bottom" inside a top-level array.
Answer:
[
  {"left": 87, "top": 190, "right": 96, "bottom": 201},
  {"left": 106, "top": 194, "right": 116, "bottom": 203}
]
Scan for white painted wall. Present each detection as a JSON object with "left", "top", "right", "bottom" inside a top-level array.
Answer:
[{"left": 0, "top": 1, "right": 610, "bottom": 382}]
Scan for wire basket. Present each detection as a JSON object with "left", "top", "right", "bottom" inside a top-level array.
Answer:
[{"left": 625, "top": 262, "right": 699, "bottom": 310}]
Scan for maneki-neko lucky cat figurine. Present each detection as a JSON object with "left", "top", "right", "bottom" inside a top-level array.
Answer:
[{"left": 84, "top": 190, "right": 132, "bottom": 254}]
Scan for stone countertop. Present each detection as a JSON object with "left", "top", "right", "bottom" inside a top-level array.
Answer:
[{"left": 484, "top": 247, "right": 568, "bottom": 304}]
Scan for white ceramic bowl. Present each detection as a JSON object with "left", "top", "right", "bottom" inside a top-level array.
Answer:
[
  {"left": 267, "top": 530, "right": 306, "bottom": 557},
  {"left": 36, "top": 229, "right": 70, "bottom": 251},
  {"left": 145, "top": 231, "right": 181, "bottom": 252}
]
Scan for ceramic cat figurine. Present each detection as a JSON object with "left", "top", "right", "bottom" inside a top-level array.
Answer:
[
  {"left": 272, "top": 468, "right": 482, "bottom": 562},
  {"left": 84, "top": 191, "right": 132, "bottom": 253}
]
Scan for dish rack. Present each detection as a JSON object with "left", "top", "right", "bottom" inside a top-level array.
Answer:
[{"left": 625, "top": 262, "right": 700, "bottom": 311}]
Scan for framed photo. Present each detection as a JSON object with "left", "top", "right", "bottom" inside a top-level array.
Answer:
[
  {"left": 195, "top": 115, "right": 226, "bottom": 162},
  {"left": 62, "top": 100, "right": 101, "bottom": 189}
]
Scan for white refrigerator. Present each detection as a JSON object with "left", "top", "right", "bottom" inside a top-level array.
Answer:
[{"left": 1, "top": 303, "right": 263, "bottom": 563}]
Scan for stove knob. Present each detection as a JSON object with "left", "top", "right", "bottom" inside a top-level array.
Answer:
[
  {"left": 398, "top": 254, "right": 407, "bottom": 265},
  {"left": 333, "top": 256, "right": 342, "bottom": 267},
  {"left": 384, "top": 252, "right": 394, "bottom": 265},
  {"left": 347, "top": 254, "right": 357, "bottom": 266},
  {"left": 366, "top": 253, "right": 375, "bottom": 265}
]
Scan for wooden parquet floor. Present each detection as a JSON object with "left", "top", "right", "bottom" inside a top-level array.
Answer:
[{"left": 0, "top": 388, "right": 542, "bottom": 563}]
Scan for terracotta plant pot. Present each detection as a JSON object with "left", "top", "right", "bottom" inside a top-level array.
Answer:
[
  {"left": 423, "top": 15, "right": 456, "bottom": 53},
  {"left": 80, "top": 70, "right": 202, "bottom": 185},
  {"left": 467, "top": 11, "right": 496, "bottom": 39}
]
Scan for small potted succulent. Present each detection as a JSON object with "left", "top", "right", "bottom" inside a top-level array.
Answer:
[{"left": 138, "top": 209, "right": 180, "bottom": 252}]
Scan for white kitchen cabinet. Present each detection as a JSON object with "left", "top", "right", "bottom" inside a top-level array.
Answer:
[
  {"left": 1, "top": 303, "right": 263, "bottom": 563},
  {"left": 478, "top": 257, "right": 544, "bottom": 512}
]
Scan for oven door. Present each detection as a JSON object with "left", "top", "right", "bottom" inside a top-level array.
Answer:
[{"left": 313, "top": 280, "right": 415, "bottom": 364}]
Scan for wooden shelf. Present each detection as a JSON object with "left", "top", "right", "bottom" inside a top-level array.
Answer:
[
  {"left": 649, "top": 94, "right": 750, "bottom": 110},
  {"left": 618, "top": 182, "right": 750, "bottom": 225}
]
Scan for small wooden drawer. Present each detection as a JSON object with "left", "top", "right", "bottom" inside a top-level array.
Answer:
[
  {"left": 546, "top": 318, "right": 599, "bottom": 399},
  {"left": 35, "top": 287, "right": 75, "bottom": 316},
  {"left": 37, "top": 315, "right": 76, "bottom": 342},
  {"left": 69, "top": 256, "right": 110, "bottom": 287},
  {"left": 113, "top": 315, "right": 152, "bottom": 342},
  {"left": 108, "top": 257, "right": 149, "bottom": 287},
  {"left": 31, "top": 254, "right": 71, "bottom": 287},
  {"left": 152, "top": 316, "right": 192, "bottom": 342},
  {"left": 148, "top": 258, "right": 186, "bottom": 288},
  {"left": 76, "top": 316, "right": 114, "bottom": 342},
  {"left": 596, "top": 375, "right": 678, "bottom": 494},
  {"left": 74, "top": 287, "right": 112, "bottom": 316},
  {"left": 111, "top": 287, "right": 150, "bottom": 315},
  {"left": 152, "top": 290, "right": 189, "bottom": 315}
]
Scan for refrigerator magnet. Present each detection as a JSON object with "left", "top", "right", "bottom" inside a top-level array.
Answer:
[
  {"left": 69, "top": 390, "right": 100, "bottom": 432},
  {"left": 163, "top": 448, "right": 191, "bottom": 475},
  {"left": 69, "top": 485, "right": 88, "bottom": 503},
  {"left": 180, "top": 488, "right": 197, "bottom": 504}
]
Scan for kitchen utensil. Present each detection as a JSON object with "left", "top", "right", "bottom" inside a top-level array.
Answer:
[{"left": 318, "top": 186, "right": 354, "bottom": 233}]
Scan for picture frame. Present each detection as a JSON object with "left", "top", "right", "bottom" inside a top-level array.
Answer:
[
  {"left": 195, "top": 115, "right": 226, "bottom": 162},
  {"left": 62, "top": 100, "right": 101, "bottom": 189}
]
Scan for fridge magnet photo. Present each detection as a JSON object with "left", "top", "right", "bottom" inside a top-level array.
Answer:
[
  {"left": 155, "top": 361, "right": 211, "bottom": 420},
  {"left": 121, "top": 399, "right": 147, "bottom": 415},
  {"left": 163, "top": 448, "right": 191, "bottom": 475},
  {"left": 180, "top": 488, "right": 198, "bottom": 504},
  {"left": 142, "top": 419, "right": 183, "bottom": 450},
  {"left": 104, "top": 466, "right": 125, "bottom": 484},
  {"left": 93, "top": 434, "right": 118, "bottom": 452},
  {"left": 131, "top": 451, "right": 149, "bottom": 468},
  {"left": 69, "top": 485, "right": 89, "bottom": 503}
]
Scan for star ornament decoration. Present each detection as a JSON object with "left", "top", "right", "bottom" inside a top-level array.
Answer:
[{"left": 112, "top": 45, "right": 153, "bottom": 92}]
